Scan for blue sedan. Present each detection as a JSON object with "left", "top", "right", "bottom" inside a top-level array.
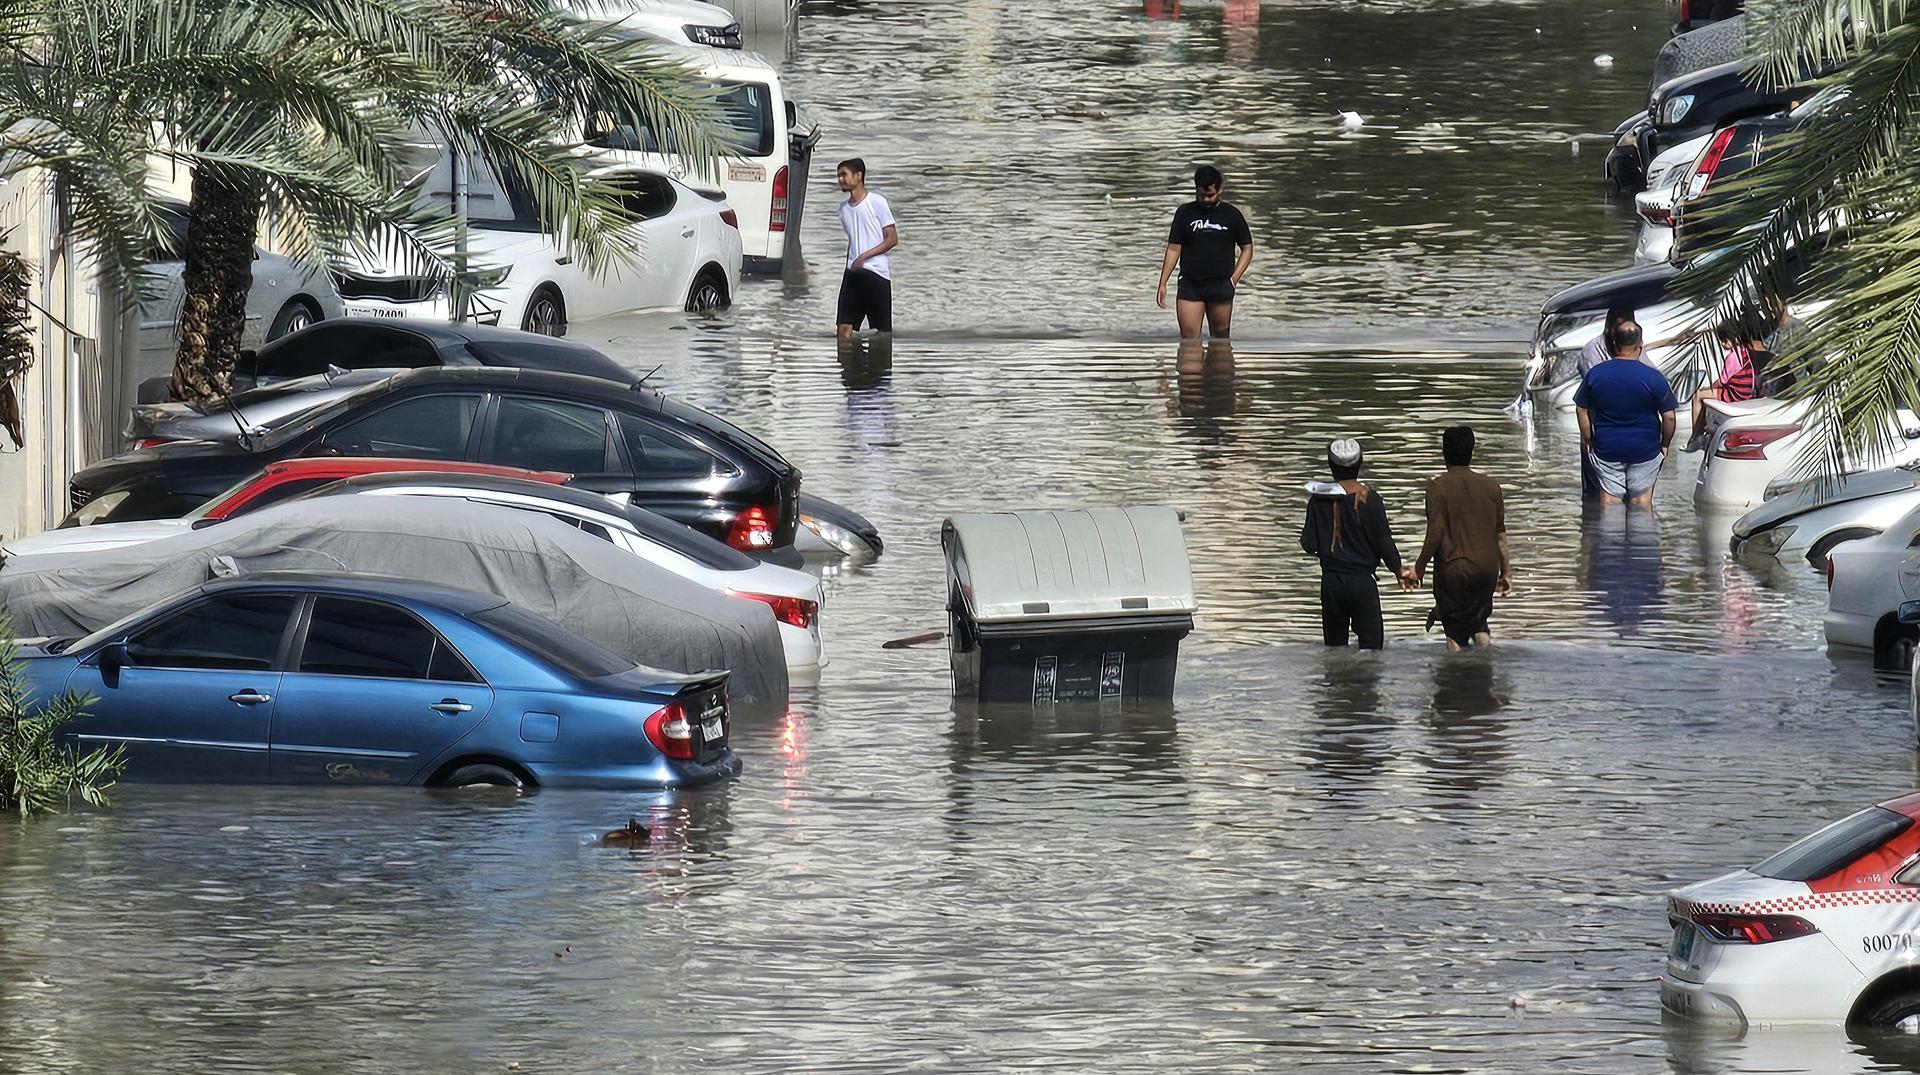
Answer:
[{"left": 16, "top": 573, "right": 740, "bottom": 789}]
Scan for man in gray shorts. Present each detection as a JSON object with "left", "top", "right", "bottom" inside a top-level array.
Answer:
[{"left": 1573, "top": 321, "right": 1677, "bottom": 505}]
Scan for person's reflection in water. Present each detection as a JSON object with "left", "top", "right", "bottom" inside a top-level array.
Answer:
[
  {"left": 1579, "top": 501, "right": 1666, "bottom": 634},
  {"left": 1222, "top": 0, "right": 1258, "bottom": 66},
  {"left": 1422, "top": 653, "right": 1512, "bottom": 801},
  {"left": 836, "top": 333, "right": 898, "bottom": 450},
  {"left": 836, "top": 332, "right": 893, "bottom": 391},
  {"left": 1301, "top": 651, "right": 1391, "bottom": 802},
  {"left": 1173, "top": 338, "right": 1236, "bottom": 420}
]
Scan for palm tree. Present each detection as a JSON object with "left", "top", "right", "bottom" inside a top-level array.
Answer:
[
  {"left": 0, "top": 0, "right": 726, "bottom": 402},
  {"left": 1680, "top": 1, "right": 1920, "bottom": 482}
]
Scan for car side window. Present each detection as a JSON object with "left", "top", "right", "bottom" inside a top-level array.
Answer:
[
  {"left": 616, "top": 175, "right": 677, "bottom": 221},
  {"left": 255, "top": 333, "right": 336, "bottom": 381},
  {"left": 326, "top": 394, "right": 480, "bottom": 459},
  {"left": 227, "top": 477, "right": 336, "bottom": 517},
  {"left": 124, "top": 594, "right": 295, "bottom": 671},
  {"left": 490, "top": 397, "right": 616, "bottom": 474},
  {"left": 259, "top": 325, "right": 439, "bottom": 380},
  {"left": 620, "top": 415, "right": 721, "bottom": 477},
  {"left": 298, "top": 597, "right": 478, "bottom": 682}
]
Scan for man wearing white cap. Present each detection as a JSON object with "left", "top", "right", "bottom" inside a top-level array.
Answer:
[{"left": 1300, "top": 438, "right": 1416, "bottom": 649}]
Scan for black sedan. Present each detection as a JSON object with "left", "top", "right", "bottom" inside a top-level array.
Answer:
[
  {"left": 71, "top": 367, "right": 802, "bottom": 557},
  {"left": 135, "top": 318, "right": 637, "bottom": 404}
]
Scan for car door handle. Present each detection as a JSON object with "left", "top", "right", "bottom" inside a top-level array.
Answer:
[
  {"left": 681, "top": 229, "right": 695, "bottom": 238},
  {"left": 229, "top": 690, "right": 273, "bottom": 705},
  {"left": 430, "top": 700, "right": 473, "bottom": 714}
]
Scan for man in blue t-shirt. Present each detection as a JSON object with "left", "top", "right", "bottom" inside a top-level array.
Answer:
[{"left": 1573, "top": 321, "right": 1677, "bottom": 506}]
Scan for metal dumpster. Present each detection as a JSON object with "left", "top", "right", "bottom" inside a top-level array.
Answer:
[{"left": 942, "top": 507, "right": 1197, "bottom": 704}]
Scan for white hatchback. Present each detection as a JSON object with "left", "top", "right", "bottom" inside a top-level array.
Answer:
[
  {"left": 1664, "top": 795, "right": 1920, "bottom": 1029},
  {"left": 336, "top": 163, "right": 742, "bottom": 334}
]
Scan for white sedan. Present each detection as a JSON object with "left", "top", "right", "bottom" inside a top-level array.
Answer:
[
  {"left": 1664, "top": 795, "right": 1920, "bottom": 1028},
  {"left": 1731, "top": 462, "right": 1920, "bottom": 565},
  {"left": 1631, "top": 132, "right": 1711, "bottom": 267},
  {"left": 336, "top": 164, "right": 742, "bottom": 335},
  {"left": 1696, "top": 397, "right": 1920, "bottom": 511},
  {"left": 1824, "top": 505, "right": 1920, "bottom": 666}
]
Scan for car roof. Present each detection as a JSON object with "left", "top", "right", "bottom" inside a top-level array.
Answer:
[
  {"left": 385, "top": 365, "right": 650, "bottom": 398},
  {"left": 197, "top": 571, "right": 510, "bottom": 614},
  {"left": 1540, "top": 262, "right": 1680, "bottom": 316},
  {"left": 257, "top": 457, "right": 572, "bottom": 483}
]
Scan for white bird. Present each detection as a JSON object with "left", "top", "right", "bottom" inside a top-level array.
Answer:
[
  {"left": 1593, "top": 53, "right": 1614, "bottom": 67},
  {"left": 1337, "top": 111, "right": 1364, "bottom": 131}
]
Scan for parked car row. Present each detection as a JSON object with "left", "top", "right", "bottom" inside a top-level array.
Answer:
[
  {"left": 16, "top": 322, "right": 884, "bottom": 793},
  {"left": 1524, "top": 13, "right": 1920, "bottom": 1037}
]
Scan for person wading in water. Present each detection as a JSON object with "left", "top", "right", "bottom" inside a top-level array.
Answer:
[
  {"left": 1412, "top": 426, "right": 1511, "bottom": 650},
  {"left": 1155, "top": 165, "right": 1253, "bottom": 340},
  {"left": 1301, "top": 438, "right": 1416, "bottom": 649}
]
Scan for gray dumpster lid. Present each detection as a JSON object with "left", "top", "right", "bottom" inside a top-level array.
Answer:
[{"left": 942, "top": 506, "right": 1197, "bottom": 624}]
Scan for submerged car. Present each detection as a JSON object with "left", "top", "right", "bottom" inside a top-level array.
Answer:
[
  {"left": 1632, "top": 132, "right": 1711, "bottom": 266},
  {"left": 1825, "top": 506, "right": 1920, "bottom": 667},
  {"left": 1694, "top": 397, "right": 1920, "bottom": 511},
  {"left": 569, "top": 0, "right": 744, "bottom": 48},
  {"left": 67, "top": 367, "right": 804, "bottom": 559},
  {"left": 334, "top": 163, "right": 740, "bottom": 334},
  {"left": 1663, "top": 793, "right": 1920, "bottom": 1028},
  {"left": 1521, "top": 263, "right": 1703, "bottom": 411},
  {"left": 9, "top": 457, "right": 568, "bottom": 554},
  {"left": 16, "top": 573, "right": 738, "bottom": 788},
  {"left": 1730, "top": 462, "right": 1920, "bottom": 566},
  {"left": 302, "top": 472, "right": 827, "bottom": 668}
]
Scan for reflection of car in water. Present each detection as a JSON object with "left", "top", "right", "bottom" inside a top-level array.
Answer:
[{"left": 1663, "top": 793, "right": 1920, "bottom": 1030}]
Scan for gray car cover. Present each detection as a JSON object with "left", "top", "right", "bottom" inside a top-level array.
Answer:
[
  {"left": 1648, "top": 17, "right": 1746, "bottom": 105},
  {"left": 0, "top": 496, "right": 788, "bottom": 706}
]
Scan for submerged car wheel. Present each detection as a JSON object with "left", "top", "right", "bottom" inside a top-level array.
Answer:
[
  {"left": 522, "top": 287, "right": 566, "bottom": 337},
  {"left": 1859, "top": 987, "right": 1920, "bottom": 1029},
  {"left": 440, "top": 763, "right": 526, "bottom": 790},
  {"left": 685, "top": 270, "right": 728, "bottom": 313},
  {"left": 268, "top": 298, "right": 320, "bottom": 340}
]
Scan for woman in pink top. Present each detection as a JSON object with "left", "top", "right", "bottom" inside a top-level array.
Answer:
[{"left": 1687, "top": 323, "right": 1759, "bottom": 449}]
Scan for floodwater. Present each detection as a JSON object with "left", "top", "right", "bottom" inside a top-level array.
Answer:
[{"left": 4, "top": 2, "right": 1914, "bottom": 1072}]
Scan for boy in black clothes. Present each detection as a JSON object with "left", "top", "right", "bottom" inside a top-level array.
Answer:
[{"left": 1300, "top": 438, "right": 1416, "bottom": 649}]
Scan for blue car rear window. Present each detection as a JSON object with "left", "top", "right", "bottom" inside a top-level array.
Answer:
[
  {"left": 470, "top": 605, "right": 633, "bottom": 678},
  {"left": 1751, "top": 807, "right": 1913, "bottom": 882}
]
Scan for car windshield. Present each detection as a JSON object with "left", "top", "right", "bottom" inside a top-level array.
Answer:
[
  {"left": 256, "top": 376, "right": 400, "bottom": 451},
  {"left": 1750, "top": 806, "right": 1913, "bottom": 881},
  {"left": 188, "top": 467, "right": 274, "bottom": 520},
  {"left": 470, "top": 604, "right": 634, "bottom": 678},
  {"left": 584, "top": 79, "right": 774, "bottom": 158}
]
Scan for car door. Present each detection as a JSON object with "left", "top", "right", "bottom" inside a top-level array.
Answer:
[
  {"left": 63, "top": 592, "right": 296, "bottom": 782},
  {"left": 314, "top": 392, "right": 485, "bottom": 460},
  {"left": 478, "top": 395, "right": 626, "bottom": 483},
  {"left": 615, "top": 173, "right": 686, "bottom": 310},
  {"left": 268, "top": 596, "right": 493, "bottom": 784}
]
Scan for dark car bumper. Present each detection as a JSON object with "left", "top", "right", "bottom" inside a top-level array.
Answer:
[{"left": 523, "top": 750, "right": 742, "bottom": 789}]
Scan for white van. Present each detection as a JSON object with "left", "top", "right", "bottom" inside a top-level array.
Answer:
[{"left": 586, "top": 44, "right": 819, "bottom": 274}]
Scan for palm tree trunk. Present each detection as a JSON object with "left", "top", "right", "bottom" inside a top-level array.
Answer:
[{"left": 168, "top": 165, "right": 262, "bottom": 403}]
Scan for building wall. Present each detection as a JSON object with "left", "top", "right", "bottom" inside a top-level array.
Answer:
[{"left": 0, "top": 172, "right": 121, "bottom": 543}]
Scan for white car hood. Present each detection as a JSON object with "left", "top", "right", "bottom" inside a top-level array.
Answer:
[{"left": 2, "top": 519, "right": 194, "bottom": 559}]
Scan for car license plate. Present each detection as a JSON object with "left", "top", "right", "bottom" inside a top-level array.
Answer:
[
  {"left": 343, "top": 304, "right": 405, "bottom": 319},
  {"left": 702, "top": 717, "right": 724, "bottom": 742},
  {"left": 728, "top": 162, "right": 766, "bottom": 183},
  {"left": 1672, "top": 922, "right": 1698, "bottom": 963}
]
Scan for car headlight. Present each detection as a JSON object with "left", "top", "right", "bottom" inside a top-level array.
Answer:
[
  {"left": 1660, "top": 93, "right": 1695, "bottom": 127},
  {"left": 468, "top": 265, "right": 510, "bottom": 290},
  {"left": 682, "top": 22, "right": 742, "bottom": 47},
  {"left": 800, "top": 513, "right": 871, "bottom": 559},
  {"left": 66, "top": 489, "right": 129, "bottom": 527},
  {"left": 1746, "top": 525, "right": 1797, "bottom": 555}
]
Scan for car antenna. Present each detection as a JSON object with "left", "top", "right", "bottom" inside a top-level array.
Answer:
[{"left": 635, "top": 364, "right": 663, "bottom": 387}]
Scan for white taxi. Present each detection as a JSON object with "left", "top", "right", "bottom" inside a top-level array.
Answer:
[{"left": 1664, "top": 794, "right": 1920, "bottom": 1028}]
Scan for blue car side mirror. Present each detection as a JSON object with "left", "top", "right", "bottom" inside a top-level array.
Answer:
[
  {"left": 1900, "top": 601, "right": 1920, "bottom": 626},
  {"left": 97, "top": 641, "right": 128, "bottom": 688}
]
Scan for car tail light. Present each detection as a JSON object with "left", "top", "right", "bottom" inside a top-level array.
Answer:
[
  {"left": 643, "top": 702, "right": 695, "bottom": 761},
  {"left": 1690, "top": 912, "right": 1820, "bottom": 945},
  {"left": 728, "top": 590, "right": 817, "bottom": 629},
  {"left": 1686, "top": 126, "right": 1739, "bottom": 200},
  {"left": 1641, "top": 204, "right": 1674, "bottom": 227},
  {"left": 1715, "top": 424, "right": 1801, "bottom": 461},
  {"left": 770, "top": 166, "right": 789, "bottom": 233},
  {"left": 131, "top": 437, "right": 172, "bottom": 450},
  {"left": 726, "top": 504, "right": 778, "bottom": 550},
  {"left": 720, "top": 208, "right": 739, "bottom": 229}
]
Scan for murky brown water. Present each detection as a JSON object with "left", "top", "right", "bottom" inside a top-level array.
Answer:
[{"left": 4, "top": 2, "right": 1914, "bottom": 1072}]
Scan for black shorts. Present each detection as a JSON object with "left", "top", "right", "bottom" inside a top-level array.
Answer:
[
  {"left": 1428, "top": 569, "right": 1498, "bottom": 646},
  {"left": 837, "top": 269, "right": 893, "bottom": 332},
  {"left": 1176, "top": 277, "right": 1235, "bottom": 303}
]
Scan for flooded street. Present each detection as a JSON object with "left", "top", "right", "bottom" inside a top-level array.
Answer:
[{"left": 5, "top": 2, "right": 1917, "bottom": 1071}]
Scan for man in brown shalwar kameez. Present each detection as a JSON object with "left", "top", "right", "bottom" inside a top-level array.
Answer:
[{"left": 1412, "top": 426, "right": 1512, "bottom": 650}]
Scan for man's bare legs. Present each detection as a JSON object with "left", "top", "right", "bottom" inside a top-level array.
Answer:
[
  {"left": 1176, "top": 299, "right": 1206, "bottom": 339},
  {"left": 1205, "top": 301, "right": 1232, "bottom": 338}
]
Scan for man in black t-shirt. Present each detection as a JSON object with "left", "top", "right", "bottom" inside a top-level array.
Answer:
[{"left": 1156, "top": 165, "right": 1254, "bottom": 339}]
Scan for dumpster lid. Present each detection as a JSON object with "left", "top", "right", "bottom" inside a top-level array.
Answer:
[{"left": 942, "top": 507, "right": 1197, "bottom": 624}]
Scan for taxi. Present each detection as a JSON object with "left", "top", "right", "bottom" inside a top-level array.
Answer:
[{"left": 1664, "top": 794, "right": 1920, "bottom": 1028}]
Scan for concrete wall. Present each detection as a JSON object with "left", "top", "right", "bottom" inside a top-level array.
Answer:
[{"left": 0, "top": 172, "right": 123, "bottom": 543}]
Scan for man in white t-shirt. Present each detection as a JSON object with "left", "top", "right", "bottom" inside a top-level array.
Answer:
[{"left": 835, "top": 158, "right": 898, "bottom": 338}]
